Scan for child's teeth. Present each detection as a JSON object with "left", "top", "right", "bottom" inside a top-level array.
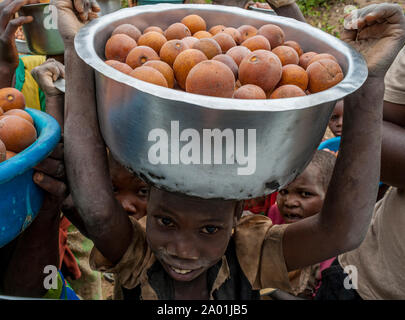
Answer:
[{"left": 172, "top": 267, "right": 192, "bottom": 274}]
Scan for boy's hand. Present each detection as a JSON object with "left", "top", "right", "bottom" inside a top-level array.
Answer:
[
  {"left": 0, "top": 0, "right": 39, "bottom": 82},
  {"left": 51, "top": 0, "right": 100, "bottom": 44},
  {"left": 342, "top": 3, "right": 405, "bottom": 78},
  {"left": 33, "top": 143, "right": 69, "bottom": 211},
  {"left": 31, "top": 58, "right": 65, "bottom": 97}
]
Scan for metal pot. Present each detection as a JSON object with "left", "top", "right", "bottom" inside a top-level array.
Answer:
[
  {"left": 19, "top": 3, "right": 64, "bottom": 55},
  {"left": 75, "top": 4, "right": 368, "bottom": 200},
  {"left": 98, "top": 0, "right": 121, "bottom": 16}
]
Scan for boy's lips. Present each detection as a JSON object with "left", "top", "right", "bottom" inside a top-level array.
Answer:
[
  {"left": 281, "top": 211, "right": 303, "bottom": 222},
  {"left": 162, "top": 261, "right": 204, "bottom": 282}
]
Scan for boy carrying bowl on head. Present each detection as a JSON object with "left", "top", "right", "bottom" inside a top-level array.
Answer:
[{"left": 32, "top": 0, "right": 405, "bottom": 299}]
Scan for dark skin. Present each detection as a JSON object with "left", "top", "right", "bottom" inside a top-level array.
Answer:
[
  {"left": 277, "top": 163, "right": 325, "bottom": 224},
  {"left": 0, "top": 0, "right": 40, "bottom": 88},
  {"left": 212, "top": 0, "right": 306, "bottom": 23},
  {"left": 52, "top": 1, "right": 405, "bottom": 299},
  {"left": 328, "top": 100, "right": 344, "bottom": 137}
]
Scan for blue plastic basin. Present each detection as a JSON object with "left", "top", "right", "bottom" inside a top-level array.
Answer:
[{"left": 0, "top": 108, "right": 61, "bottom": 247}]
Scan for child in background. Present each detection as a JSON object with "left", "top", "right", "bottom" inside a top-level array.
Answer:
[
  {"left": 328, "top": 100, "right": 344, "bottom": 137},
  {"left": 267, "top": 150, "right": 336, "bottom": 298}
]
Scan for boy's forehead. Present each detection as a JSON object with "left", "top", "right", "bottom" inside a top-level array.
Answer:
[{"left": 149, "top": 187, "right": 238, "bottom": 216}]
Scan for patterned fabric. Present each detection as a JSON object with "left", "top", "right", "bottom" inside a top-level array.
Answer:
[
  {"left": 14, "top": 55, "right": 46, "bottom": 111},
  {"left": 65, "top": 224, "right": 103, "bottom": 300},
  {"left": 42, "top": 271, "right": 80, "bottom": 300}
]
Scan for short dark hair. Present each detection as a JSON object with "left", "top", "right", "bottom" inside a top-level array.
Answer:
[{"left": 309, "top": 150, "right": 337, "bottom": 191}]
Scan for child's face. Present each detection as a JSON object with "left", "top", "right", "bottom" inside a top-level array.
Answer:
[
  {"left": 111, "top": 163, "right": 149, "bottom": 220},
  {"left": 277, "top": 164, "right": 325, "bottom": 224},
  {"left": 146, "top": 187, "right": 237, "bottom": 283},
  {"left": 328, "top": 100, "right": 344, "bottom": 137}
]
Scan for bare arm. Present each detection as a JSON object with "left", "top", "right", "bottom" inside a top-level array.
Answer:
[
  {"left": 0, "top": 0, "right": 39, "bottom": 88},
  {"left": 266, "top": 2, "right": 306, "bottom": 22},
  {"left": 282, "top": 4, "right": 405, "bottom": 271},
  {"left": 381, "top": 101, "right": 405, "bottom": 190},
  {"left": 54, "top": 0, "right": 132, "bottom": 263},
  {"left": 63, "top": 44, "right": 132, "bottom": 264}
]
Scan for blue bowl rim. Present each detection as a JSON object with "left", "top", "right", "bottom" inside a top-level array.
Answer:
[{"left": 0, "top": 108, "right": 61, "bottom": 184}]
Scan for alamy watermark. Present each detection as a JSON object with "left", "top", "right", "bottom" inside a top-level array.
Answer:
[
  {"left": 343, "top": 264, "right": 359, "bottom": 290},
  {"left": 147, "top": 121, "right": 257, "bottom": 176}
]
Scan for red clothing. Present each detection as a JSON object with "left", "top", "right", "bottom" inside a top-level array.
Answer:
[{"left": 59, "top": 216, "right": 81, "bottom": 280}]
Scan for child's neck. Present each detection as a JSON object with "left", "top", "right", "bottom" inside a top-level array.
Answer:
[{"left": 173, "top": 271, "right": 209, "bottom": 300}]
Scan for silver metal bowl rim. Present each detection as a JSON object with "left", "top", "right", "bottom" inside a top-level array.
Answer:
[
  {"left": 75, "top": 3, "right": 368, "bottom": 112},
  {"left": 21, "top": 3, "right": 49, "bottom": 8}
]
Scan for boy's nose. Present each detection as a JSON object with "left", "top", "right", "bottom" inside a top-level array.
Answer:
[
  {"left": 168, "top": 234, "right": 199, "bottom": 261},
  {"left": 120, "top": 198, "right": 137, "bottom": 214},
  {"left": 284, "top": 195, "right": 300, "bottom": 207}
]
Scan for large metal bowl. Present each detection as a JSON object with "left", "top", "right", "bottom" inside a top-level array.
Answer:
[
  {"left": 19, "top": 3, "right": 64, "bottom": 55},
  {"left": 75, "top": 4, "right": 368, "bottom": 200}
]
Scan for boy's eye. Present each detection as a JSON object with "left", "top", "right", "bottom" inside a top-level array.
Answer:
[
  {"left": 157, "top": 217, "right": 174, "bottom": 227},
  {"left": 279, "top": 189, "right": 287, "bottom": 196},
  {"left": 301, "top": 191, "right": 312, "bottom": 197},
  {"left": 138, "top": 187, "right": 149, "bottom": 197},
  {"left": 201, "top": 226, "right": 219, "bottom": 235}
]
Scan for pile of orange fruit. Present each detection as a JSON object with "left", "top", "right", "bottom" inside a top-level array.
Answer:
[
  {"left": 103, "top": 14, "right": 344, "bottom": 99},
  {"left": 0, "top": 88, "right": 37, "bottom": 164}
]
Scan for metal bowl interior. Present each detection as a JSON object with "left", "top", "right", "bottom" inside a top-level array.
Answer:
[
  {"left": 19, "top": 3, "right": 64, "bottom": 55},
  {"left": 75, "top": 4, "right": 368, "bottom": 200},
  {"left": 0, "top": 108, "right": 61, "bottom": 248}
]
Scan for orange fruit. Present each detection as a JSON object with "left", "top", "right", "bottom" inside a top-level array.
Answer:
[
  {"left": 112, "top": 24, "right": 142, "bottom": 42},
  {"left": 181, "top": 14, "right": 207, "bottom": 35},
  {"left": 159, "top": 39, "right": 189, "bottom": 67},
  {"left": 143, "top": 26, "right": 164, "bottom": 35},
  {"left": 241, "top": 35, "right": 271, "bottom": 51},
  {"left": 284, "top": 40, "right": 303, "bottom": 57},
  {"left": 299, "top": 52, "right": 318, "bottom": 70},
  {"left": 0, "top": 87, "right": 25, "bottom": 112},
  {"left": 212, "top": 32, "right": 236, "bottom": 54},
  {"left": 137, "top": 31, "right": 167, "bottom": 54},
  {"left": 223, "top": 27, "right": 242, "bottom": 44},
  {"left": 239, "top": 50, "right": 282, "bottom": 92},
  {"left": 105, "top": 60, "right": 133, "bottom": 75},
  {"left": 307, "top": 53, "right": 338, "bottom": 67},
  {"left": 173, "top": 49, "right": 208, "bottom": 90},
  {"left": 105, "top": 34, "right": 137, "bottom": 63},
  {"left": 279, "top": 64, "right": 309, "bottom": 91},
  {"left": 129, "top": 66, "right": 168, "bottom": 88},
  {"left": 307, "top": 59, "right": 344, "bottom": 93},
  {"left": 125, "top": 46, "right": 160, "bottom": 69},
  {"left": 270, "top": 85, "right": 306, "bottom": 99},
  {"left": 212, "top": 54, "right": 238, "bottom": 80},
  {"left": 186, "top": 60, "right": 235, "bottom": 98},
  {"left": 272, "top": 45, "right": 299, "bottom": 66},
  {"left": 6, "top": 150, "right": 16, "bottom": 160},
  {"left": 182, "top": 36, "right": 199, "bottom": 48},
  {"left": 4, "top": 109, "right": 34, "bottom": 124},
  {"left": 233, "top": 84, "right": 266, "bottom": 99},
  {"left": 192, "top": 38, "right": 222, "bottom": 60},
  {"left": 237, "top": 25, "right": 258, "bottom": 43},
  {"left": 144, "top": 60, "right": 175, "bottom": 89},
  {"left": 193, "top": 31, "right": 213, "bottom": 39},
  {"left": 258, "top": 24, "right": 285, "bottom": 48},
  {"left": 226, "top": 46, "right": 251, "bottom": 66},
  {"left": 0, "top": 115, "right": 37, "bottom": 153},
  {"left": 209, "top": 25, "right": 226, "bottom": 35},
  {"left": 165, "top": 23, "right": 191, "bottom": 40}
]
